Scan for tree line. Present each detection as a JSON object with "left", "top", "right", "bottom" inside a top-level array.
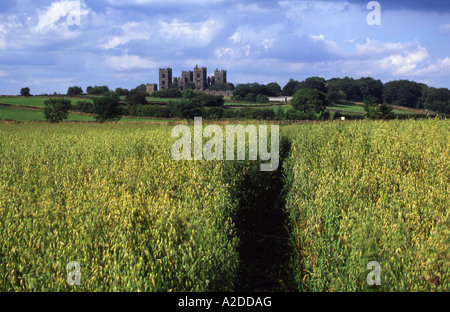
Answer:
[{"left": 20, "top": 74, "right": 450, "bottom": 122}]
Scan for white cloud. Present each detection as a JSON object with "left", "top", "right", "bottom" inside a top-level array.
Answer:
[
  {"left": 236, "top": 3, "right": 268, "bottom": 13},
  {"left": 158, "top": 19, "right": 221, "bottom": 46},
  {"left": 105, "top": 54, "right": 158, "bottom": 70},
  {"left": 101, "top": 22, "right": 151, "bottom": 49},
  {"left": 107, "top": 0, "right": 222, "bottom": 5},
  {"left": 379, "top": 45, "right": 430, "bottom": 75},
  {"left": 415, "top": 58, "right": 450, "bottom": 76},
  {"left": 353, "top": 38, "right": 418, "bottom": 57},
  {"left": 309, "top": 34, "right": 341, "bottom": 53},
  {"left": 439, "top": 24, "right": 450, "bottom": 33},
  {"left": 215, "top": 45, "right": 251, "bottom": 58},
  {"left": 33, "top": 0, "right": 90, "bottom": 34},
  {"left": 229, "top": 24, "right": 283, "bottom": 50}
]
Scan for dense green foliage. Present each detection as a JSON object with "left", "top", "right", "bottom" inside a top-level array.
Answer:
[
  {"left": 151, "top": 88, "right": 182, "bottom": 99},
  {"left": 87, "top": 86, "right": 110, "bottom": 96},
  {"left": 363, "top": 96, "right": 394, "bottom": 120},
  {"left": 73, "top": 100, "right": 94, "bottom": 114},
  {"left": 126, "top": 91, "right": 148, "bottom": 106},
  {"left": 208, "top": 82, "right": 235, "bottom": 92},
  {"left": 0, "top": 124, "right": 244, "bottom": 291},
  {"left": 115, "top": 88, "right": 130, "bottom": 97},
  {"left": 382, "top": 80, "right": 423, "bottom": 108},
  {"left": 284, "top": 118, "right": 449, "bottom": 291},
  {"left": 291, "top": 89, "right": 328, "bottom": 114},
  {"left": 232, "top": 82, "right": 281, "bottom": 102},
  {"left": 67, "top": 86, "right": 83, "bottom": 96},
  {"left": 0, "top": 119, "right": 448, "bottom": 292},
  {"left": 92, "top": 94, "right": 122, "bottom": 122},
  {"left": 20, "top": 87, "right": 31, "bottom": 97},
  {"left": 43, "top": 98, "right": 72, "bottom": 123}
]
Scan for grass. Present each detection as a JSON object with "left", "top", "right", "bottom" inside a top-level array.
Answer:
[
  {"left": 146, "top": 97, "right": 177, "bottom": 103},
  {"left": 0, "top": 107, "right": 175, "bottom": 123},
  {"left": 0, "top": 123, "right": 242, "bottom": 291},
  {"left": 327, "top": 102, "right": 416, "bottom": 115},
  {"left": 284, "top": 118, "right": 449, "bottom": 291},
  {"left": 0, "top": 119, "right": 447, "bottom": 292},
  {"left": 225, "top": 101, "right": 279, "bottom": 106},
  {"left": 0, "top": 107, "right": 94, "bottom": 122}
]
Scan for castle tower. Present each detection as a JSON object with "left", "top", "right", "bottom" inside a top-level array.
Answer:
[
  {"left": 146, "top": 83, "right": 158, "bottom": 95},
  {"left": 179, "top": 71, "right": 194, "bottom": 91},
  {"left": 194, "top": 65, "right": 208, "bottom": 91},
  {"left": 159, "top": 68, "right": 172, "bottom": 91},
  {"left": 214, "top": 68, "right": 227, "bottom": 84}
]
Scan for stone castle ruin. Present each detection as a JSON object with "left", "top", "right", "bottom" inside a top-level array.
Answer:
[{"left": 146, "top": 65, "right": 231, "bottom": 96}]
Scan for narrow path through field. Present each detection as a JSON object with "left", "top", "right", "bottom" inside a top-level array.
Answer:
[{"left": 234, "top": 142, "right": 294, "bottom": 292}]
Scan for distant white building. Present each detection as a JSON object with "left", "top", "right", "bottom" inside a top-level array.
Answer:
[{"left": 268, "top": 96, "right": 293, "bottom": 102}]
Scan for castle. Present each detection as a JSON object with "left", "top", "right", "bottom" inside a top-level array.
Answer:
[{"left": 146, "top": 65, "right": 229, "bottom": 96}]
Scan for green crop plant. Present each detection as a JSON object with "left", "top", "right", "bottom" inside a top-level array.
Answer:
[
  {"left": 284, "top": 118, "right": 449, "bottom": 291},
  {"left": 0, "top": 123, "right": 242, "bottom": 291}
]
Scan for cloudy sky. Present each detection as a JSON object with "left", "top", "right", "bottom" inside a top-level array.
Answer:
[{"left": 0, "top": 0, "right": 449, "bottom": 95}]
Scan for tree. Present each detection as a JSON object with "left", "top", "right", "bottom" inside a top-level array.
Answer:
[
  {"left": 67, "top": 86, "right": 83, "bottom": 96},
  {"left": 378, "top": 103, "right": 394, "bottom": 119},
  {"left": 185, "top": 81, "right": 196, "bottom": 90},
  {"left": 382, "top": 80, "right": 422, "bottom": 108},
  {"left": 423, "top": 87, "right": 450, "bottom": 114},
  {"left": 363, "top": 96, "right": 394, "bottom": 119},
  {"left": 232, "top": 84, "right": 252, "bottom": 99},
  {"left": 151, "top": 88, "right": 182, "bottom": 98},
  {"left": 92, "top": 94, "right": 121, "bottom": 122},
  {"left": 126, "top": 91, "right": 147, "bottom": 106},
  {"left": 20, "top": 87, "right": 31, "bottom": 96},
  {"left": 256, "top": 94, "right": 269, "bottom": 103},
  {"left": 131, "top": 84, "right": 147, "bottom": 94},
  {"left": 297, "top": 77, "right": 327, "bottom": 94},
  {"left": 243, "top": 93, "right": 257, "bottom": 103},
  {"left": 43, "top": 98, "right": 72, "bottom": 123},
  {"left": 87, "top": 85, "right": 109, "bottom": 95},
  {"left": 74, "top": 100, "right": 94, "bottom": 114},
  {"left": 291, "top": 88, "right": 328, "bottom": 114},
  {"left": 266, "top": 82, "right": 282, "bottom": 97},
  {"left": 168, "top": 97, "right": 203, "bottom": 121},
  {"left": 363, "top": 96, "right": 380, "bottom": 119},
  {"left": 282, "top": 79, "right": 301, "bottom": 96},
  {"left": 326, "top": 77, "right": 362, "bottom": 102},
  {"left": 357, "top": 77, "right": 383, "bottom": 101},
  {"left": 209, "top": 82, "right": 234, "bottom": 91},
  {"left": 115, "top": 88, "right": 129, "bottom": 96}
]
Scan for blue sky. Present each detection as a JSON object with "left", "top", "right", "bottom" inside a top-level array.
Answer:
[{"left": 0, "top": 0, "right": 449, "bottom": 95}]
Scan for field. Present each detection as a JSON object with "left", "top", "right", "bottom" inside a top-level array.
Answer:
[
  {"left": 284, "top": 118, "right": 449, "bottom": 291},
  {"left": 0, "top": 118, "right": 448, "bottom": 292},
  {"left": 0, "top": 96, "right": 425, "bottom": 124},
  {"left": 0, "top": 124, "right": 245, "bottom": 291}
]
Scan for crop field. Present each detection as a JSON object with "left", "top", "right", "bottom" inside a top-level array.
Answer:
[
  {"left": 284, "top": 118, "right": 449, "bottom": 291},
  {"left": 0, "top": 124, "right": 245, "bottom": 291},
  {"left": 0, "top": 118, "right": 448, "bottom": 292}
]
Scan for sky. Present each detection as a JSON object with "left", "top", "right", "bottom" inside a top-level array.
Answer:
[{"left": 0, "top": 0, "right": 449, "bottom": 95}]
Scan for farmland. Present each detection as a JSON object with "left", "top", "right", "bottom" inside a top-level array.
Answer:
[
  {"left": 0, "top": 124, "right": 242, "bottom": 291},
  {"left": 0, "top": 96, "right": 426, "bottom": 124},
  {"left": 284, "top": 118, "right": 449, "bottom": 291},
  {"left": 0, "top": 118, "right": 448, "bottom": 291}
]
